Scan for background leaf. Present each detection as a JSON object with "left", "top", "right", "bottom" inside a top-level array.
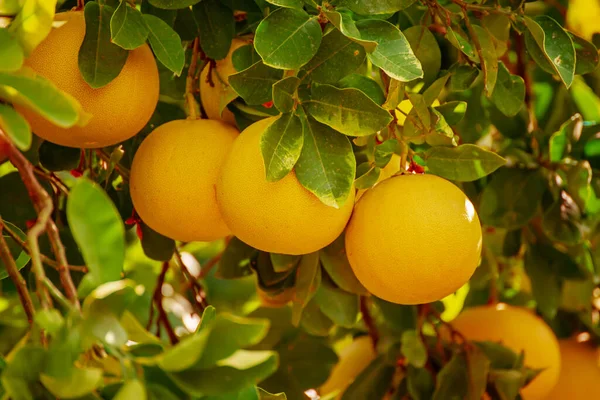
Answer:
[
  {"left": 193, "top": 0, "right": 234, "bottom": 60},
  {"left": 424, "top": 144, "right": 506, "bottom": 182}
]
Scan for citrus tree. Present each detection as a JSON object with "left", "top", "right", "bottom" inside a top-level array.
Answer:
[{"left": 1, "top": 0, "right": 600, "bottom": 399}]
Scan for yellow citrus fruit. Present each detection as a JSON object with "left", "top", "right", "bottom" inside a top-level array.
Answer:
[
  {"left": 320, "top": 336, "right": 376, "bottom": 398},
  {"left": 547, "top": 338, "right": 600, "bottom": 399},
  {"left": 567, "top": 0, "right": 600, "bottom": 40},
  {"left": 199, "top": 38, "right": 247, "bottom": 125},
  {"left": 130, "top": 119, "right": 238, "bottom": 242},
  {"left": 395, "top": 98, "right": 440, "bottom": 126},
  {"left": 355, "top": 154, "right": 401, "bottom": 201},
  {"left": 217, "top": 117, "right": 355, "bottom": 255},
  {"left": 15, "top": 11, "right": 159, "bottom": 148},
  {"left": 452, "top": 304, "right": 561, "bottom": 400},
  {"left": 345, "top": 174, "right": 482, "bottom": 304}
]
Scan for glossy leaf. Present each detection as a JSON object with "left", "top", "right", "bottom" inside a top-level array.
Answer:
[
  {"left": 424, "top": 144, "right": 506, "bottom": 182},
  {"left": 79, "top": 2, "right": 129, "bottom": 88},
  {"left": 306, "top": 83, "right": 392, "bottom": 137},
  {"left": 0, "top": 104, "right": 30, "bottom": 150},
  {"left": 0, "top": 28, "right": 24, "bottom": 72},
  {"left": 303, "top": 28, "right": 366, "bottom": 84},
  {"left": 260, "top": 113, "right": 304, "bottom": 182},
  {"left": 8, "top": 0, "right": 56, "bottom": 54},
  {"left": 193, "top": 0, "right": 234, "bottom": 60},
  {"left": 337, "top": 74, "right": 385, "bottom": 105},
  {"left": 295, "top": 116, "right": 356, "bottom": 208},
  {"left": 323, "top": 10, "right": 377, "bottom": 52},
  {"left": 491, "top": 62, "right": 525, "bottom": 117},
  {"left": 148, "top": 0, "right": 201, "bottom": 9},
  {"left": 291, "top": 252, "right": 320, "bottom": 325},
  {"left": 341, "top": 0, "right": 416, "bottom": 14},
  {"left": 549, "top": 114, "right": 582, "bottom": 162},
  {"left": 449, "top": 65, "right": 480, "bottom": 92},
  {"left": 354, "top": 163, "right": 381, "bottom": 190},
  {"left": 403, "top": 25, "right": 441, "bottom": 85},
  {"left": 571, "top": 33, "right": 599, "bottom": 75},
  {"left": 265, "top": 0, "right": 303, "bottom": 9},
  {"left": 313, "top": 280, "right": 359, "bottom": 327},
  {"left": 139, "top": 222, "right": 176, "bottom": 262},
  {"left": 356, "top": 19, "right": 423, "bottom": 82},
  {"left": 471, "top": 25, "right": 498, "bottom": 96},
  {"left": 229, "top": 61, "right": 284, "bottom": 105},
  {"left": 110, "top": 1, "right": 149, "bottom": 50},
  {"left": 272, "top": 77, "right": 300, "bottom": 113},
  {"left": 67, "top": 179, "right": 125, "bottom": 284},
  {"left": 320, "top": 235, "right": 367, "bottom": 295},
  {"left": 254, "top": 8, "right": 322, "bottom": 70},
  {"left": 216, "top": 237, "right": 257, "bottom": 279},
  {"left": 144, "top": 14, "right": 185, "bottom": 75},
  {"left": 434, "top": 101, "right": 467, "bottom": 126}
]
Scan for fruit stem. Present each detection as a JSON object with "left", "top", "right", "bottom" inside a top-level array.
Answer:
[
  {"left": 360, "top": 296, "right": 379, "bottom": 351},
  {"left": 399, "top": 140, "right": 409, "bottom": 173},
  {"left": 186, "top": 38, "right": 201, "bottom": 120}
]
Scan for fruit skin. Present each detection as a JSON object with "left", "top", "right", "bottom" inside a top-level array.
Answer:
[
  {"left": 345, "top": 174, "right": 482, "bottom": 304},
  {"left": 130, "top": 119, "right": 238, "bottom": 242},
  {"left": 452, "top": 304, "right": 561, "bottom": 400},
  {"left": 547, "top": 339, "right": 600, "bottom": 399},
  {"left": 199, "top": 38, "right": 247, "bottom": 125},
  {"left": 14, "top": 11, "right": 159, "bottom": 148},
  {"left": 320, "top": 336, "right": 376, "bottom": 398},
  {"left": 217, "top": 117, "right": 355, "bottom": 255}
]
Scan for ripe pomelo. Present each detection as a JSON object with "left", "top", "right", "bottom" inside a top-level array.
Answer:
[
  {"left": 199, "top": 38, "right": 247, "bottom": 125},
  {"left": 320, "top": 336, "right": 376, "bottom": 398},
  {"left": 345, "top": 173, "right": 482, "bottom": 304},
  {"left": 452, "top": 304, "right": 561, "bottom": 400},
  {"left": 130, "top": 119, "right": 238, "bottom": 242},
  {"left": 216, "top": 117, "right": 355, "bottom": 255},
  {"left": 547, "top": 338, "right": 600, "bottom": 399},
  {"left": 15, "top": 11, "right": 159, "bottom": 148}
]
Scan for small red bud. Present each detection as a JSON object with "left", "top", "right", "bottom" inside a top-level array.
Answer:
[{"left": 262, "top": 100, "right": 274, "bottom": 109}]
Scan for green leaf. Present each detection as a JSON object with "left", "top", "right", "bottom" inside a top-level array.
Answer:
[
  {"left": 403, "top": 25, "right": 441, "bottom": 86},
  {"left": 169, "top": 350, "right": 279, "bottom": 397},
  {"left": 471, "top": 25, "right": 498, "bottom": 96},
  {"left": 401, "top": 330, "right": 427, "bottom": 368},
  {"left": 320, "top": 234, "right": 367, "bottom": 295},
  {"left": 568, "top": 160, "right": 600, "bottom": 215},
  {"left": 541, "top": 192, "right": 582, "bottom": 246},
  {"left": 0, "top": 70, "right": 82, "bottom": 128},
  {"left": 300, "top": 297, "right": 335, "bottom": 336},
  {"left": 232, "top": 44, "right": 261, "bottom": 72},
  {"left": 323, "top": 10, "right": 377, "bottom": 53},
  {"left": 291, "top": 251, "right": 320, "bottom": 325},
  {"left": 424, "top": 144, "right": 506, "bottom": 182},
  {"left": 433, "top": 101, "right": 467, "bottom": 125},
  {"left": 270, "top": 254, "right": 301, "bottom": 273},
  {"left": 193, "top": 0, "right": 234, "bottom": 60},
  {"left": 570, "top": 77, "right": 600, "bottom": 121},
  {"left": 79, "top": 2, "right": 128, "bottom": 88},
  {"left": 295, "top": 116, "right": 356, "bottom": 208},
  {"left": 432, "top": 352, "right": 468, "bottom": 400},
  {"left": 0, "top": 28, "right": 24, "bottom": 72},
  {"left": 139, "top": 222, "right": 176, "bottom": 262},
  {"left": 265, "top": 0, "right": 303, "bottom": 10},
  {"left": 67, "top": 178, "right": 125, "bottom": 284},
  {"left": 571, "top": 33, "right": 599, "bottom": 75},
  {"left": 303, "top": 28, "right": 366, "bottom": 84},
  {"left": 341, "top": 0, "right": 416, "bottom": 15},
  {"left": 449, "top": 65, "right": 479, "bottom": 92},
  {"left": 354, "top": 163, "right": 381, "bottom": 190},
  {"left": 216, "top": 237, "right": 257, "bottom": 279},
  {"left": 337, "top": 74, "right": 385, "bottom": 105},
  {"left": 254, "top": 8, "right": 322, "bottom": 70},
  {"left": 38, "top": 141, "right": 81, "bottom": 171},
  {"left": 314, "top": 280, "right": 359, "bottom": 327},
  {"left": 258, "top": 387, "right": 287, "bottom": 399},
  {"left": 407, "top": 366, "right": 434, "bottom": 400},
  {"left": 114, "top": 380, "right": 147, "bottom": 400},
  {"left": 34, "top": 309, "right": 64, "bottom": 336},
  {"left": 306, "top": 83, "right": 392, "bottom": 137},
  {"left": 479, "top": 168, "right": 546, "bottom": 229},
  {"left": 524, "top": 16, "right": 575, "bottom": 88},
  {"left": 491, "top": 62, "right": 525, "bottom": 117},
  {"left": 0, "top": 221, "right": 29, "bottom": 281},
  {"left": 489, "top": 369, "right": 526, "bottom": 400},
  {"left": 148, "top": 0, "right": 201, "bottom": 9},
  {"left": 272, "top": 77, "right": 300, "bottom": 113},
  {"left": 465, "top": 345, "right": 490, "bottom": 400},
  {"left": 356, "top": 19, "right": 423, "bottom": 82},
  {"left": 110, "top": 1, "right": 149, "bottom": 50},
  {"left": 1, "top": 345, "right": 46, "bottom": 400},
  {"left": 549, "top": 114, "right": 582, "bottom": 162},
  {"left": 446, "top": 27, "right": 475, "bottom": 59},
  {"left": 260, "top": 113, "right": 304, "bottom": 182},
  {"left": 341, "top": 356, "right": 395, "bottom": 400},
  {"left": 374, "top": 139, "right": 398, "bottom": 168},
  {"left": 158, "top": 326, "right": 211, "bottom": 372},
  {"left": 382, "top": 79, "right": 405, "bottom": 110},
  {"left": 8, "top": 0, "right": 56, "bottom": 55},
  {"left": 0, "top": 104, "right": 30, "bottom": 151},
  {"left": 41, "top": 367, "right": 103, "bottom": 399},
  {"left": 229, "top": 61, "right": 284, "bottom": 105},
  {"left": 144, "top": 14, "right": 185, "bottom": 75},
  {"left": 524, "top": 244, "right": 561, "bottom": 319}
]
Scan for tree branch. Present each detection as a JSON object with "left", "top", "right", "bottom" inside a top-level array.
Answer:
[
  {"left": 360, "top": 296, "right": 379, "bottom": 351},
  {"left": 150, "top": 262, "right": 178, "bottom": 344},
  {"left": 0, "top": 223, "right": 35, "bottom": 325}
]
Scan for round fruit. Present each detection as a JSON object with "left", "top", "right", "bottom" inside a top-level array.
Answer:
[
  {"left": 547, "top": 338, "right": 600, "bottom": 399},
  {"left": 130, "top": 119, "right": 238, "bottom": 242},
  {"left": 320, "top": 336, "right": 376, "bottom": 398},
  {"left": 452, "top": 304, "right": 561, "bottom": 400},
  {"left": 199, "top": 38, "right": 247, "bottom": 125},
  {"left": 217, "top": 117, "right": 355, "bottom": 255},
  {"left": 14, "top": 11, "right": 159, "bottom": 148},
  {"left": 345, "top": 174, "right": 482, "bottom": 304}
]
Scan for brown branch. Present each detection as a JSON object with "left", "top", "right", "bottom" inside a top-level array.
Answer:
[
  {"left": 0, "top": 223, "right": 35, "bottom": 324},
  {"left": 174, "top": 250, "right": 207, "bottom": 313},
  {"left": 360, "top": 296, "right": 379, "bottom": 351},
  {"left": 514, "top": 31, "right": 537, "bottom": 132},
  {"left": 33, "top": 168, "right": 69, "bottom": 195},
  {"left": 95, "top": 149, "right": 130, "bottom": 181},
  {"left": 186, "top": 38, "right": 201, "bottom": 120},
  {"left": 150, "top": 262, "right": 178, "bottom": 344},
  {"left": 46, "top": 219, "right": 80, "bottom": 309}
]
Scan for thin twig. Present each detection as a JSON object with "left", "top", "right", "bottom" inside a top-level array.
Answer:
[
  {"left": 151, "top": 262, "right": 178, "bottom": 344},
  {"left": 44, "top": 278, "right": 77, "bottom": 313},
  {"left": 33, "top": 168, "right": 69, "bottom": 195},
  {"left": 186, "top": 38, "right": 201, "bottom": 120},
  {"left": 360, "top": 296, "right": 379, "bottom": 351},
  {"left": 0, "top": 224, "right": 35, "bottom": 325},
  {"left": 174, "top": 250, "right": 207, "bottom": 313}
]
